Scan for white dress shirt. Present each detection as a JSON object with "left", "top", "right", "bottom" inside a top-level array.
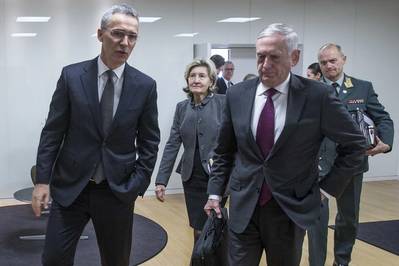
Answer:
[
  {"left": 251, "top": 74, "right": 290, "bottom": 143},
  {"left": 209, "top": 74, "right": 290, "bottom": 201},
  {"left": 97, "top": 56, "right": 125, "bottom": 117}
]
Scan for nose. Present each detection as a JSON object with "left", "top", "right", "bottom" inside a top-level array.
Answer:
[
  {"left": 262, "top": 57, "right": 271, "bottom": 69},
  {"left": 120, "top": 35, "right": 129, "bottom": 46},
  {"left": 192, "top": 76, "right": 201, "bottom": 82}
]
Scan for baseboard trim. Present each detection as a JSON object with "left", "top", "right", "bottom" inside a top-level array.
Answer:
[
  {"left": 145, "top": 187, "right": 184, "bottom": 197},
  {"left": 363, "top": 175, "right": 399, "bottom": 182}
]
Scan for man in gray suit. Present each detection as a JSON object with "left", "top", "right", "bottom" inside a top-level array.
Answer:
[
  {"left": 310, "top": 43, "right": 394, "bottom": 266},
  {"left": 204, "top": 23, "right": 366, "bottom": 266}
]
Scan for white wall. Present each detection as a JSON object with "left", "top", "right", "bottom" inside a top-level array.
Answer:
[{"left": 0, "top": 0, "right": 398, "bottom": 197}]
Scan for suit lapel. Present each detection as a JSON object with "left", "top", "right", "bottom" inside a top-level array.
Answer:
[
  {"left": 80, "top": 58, "right": 103, "bottom": 136},
  {"left": 245, "top": 78, "right": 264, "bottom": 160},
  {"left": 269, "top": 74, "right": 307, "bottom": 159}
]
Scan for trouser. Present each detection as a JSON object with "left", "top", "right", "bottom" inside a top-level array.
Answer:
[
  {"left": 306, "top": 173, "right": 363, "bottom": 265},
  {"left": 334, "top": 173, "right": 363, "bottom": 264},
  {"left": 42, "top": 181, "right": 134, "bottom": 266},
  {"left": 228, "top": 198, "right": 305, "bottom": 266},
  {"left": 307, "top": 197, "right": 329, "bottom": 266}
]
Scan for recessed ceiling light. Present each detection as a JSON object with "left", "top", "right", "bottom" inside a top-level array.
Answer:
[
  {"left": 174, "top": 33, "right": 198, "bottom": 37},
  {"left": 16, "top": 16, "right": 51, "bottom": 22},
  {"left": 217, "top": 17, "right": 261, "bottom": 23},
  {"left": 139, "top": 17, "right": 162, "bottom": 23},
  {"left": 11, "top": 33, "right": 37, "bottom": 37}
]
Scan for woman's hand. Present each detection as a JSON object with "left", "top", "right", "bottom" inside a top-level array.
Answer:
[{"left": 155, "top": 184, "right": 166, "bottom": 202}]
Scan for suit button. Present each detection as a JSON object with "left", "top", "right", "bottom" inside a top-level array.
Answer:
[
  {"left": 256, "top": 187, "right": 260, "bottom": 193},
  {"left": 199, "top": 132, "right": 203, "bottom": 136}
]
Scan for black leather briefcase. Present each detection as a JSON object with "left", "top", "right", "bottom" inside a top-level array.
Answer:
[
  {"left": 192, "top": 208, "right": 228, "bottom": 262},
  {"left": 349, "top": 109, "right": 376, "bottom": 148}
]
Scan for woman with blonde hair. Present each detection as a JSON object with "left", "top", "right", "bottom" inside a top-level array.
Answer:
[{"left": 155, "top": 59, "right": 227, "bottom": 265}]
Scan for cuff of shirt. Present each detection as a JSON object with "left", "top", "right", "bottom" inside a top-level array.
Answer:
[
  {"left": 320, "top": 189, "right": 332, "bottom": 199},
  {"left": 208, "top": 194, "right": 221, "bottom": 201}
]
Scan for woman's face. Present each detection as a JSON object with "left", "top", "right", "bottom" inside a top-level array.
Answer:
[
  {"left": 188, "top": 66, "right": 212, "bottom": 96},
  {"left": 306, "top": 69, "right": 321, "bottom": 80}
]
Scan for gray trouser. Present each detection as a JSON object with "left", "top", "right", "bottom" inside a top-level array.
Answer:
[
  {"left": 307, "top": 197, "right": 329, "bottom": 266},
  {"left": 307, "top": 173, "right": 363, "bottom": 266},
  {"left": 334, "top": 174, "right": 363, "bottom": 264}
]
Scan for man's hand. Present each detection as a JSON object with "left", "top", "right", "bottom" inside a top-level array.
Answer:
[
  {"left": 204, "top": 198, "right": 222, "bottom": 218},
  {"left": 366, "top": 136, "right": 390, "bottom": 156},
  {"left": 32, "top": 184, "right": 50, "bottom": 217},
  {"left": 155, "top": 184, "right": 166, "bottom": 202}
]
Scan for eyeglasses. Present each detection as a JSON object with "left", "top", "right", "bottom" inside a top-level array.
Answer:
[
  {"left": 106, "top": 28, "right": 138, "bottom": 43},
  {"left": 224, "top": 68, "right": 234, "bottom": 71}
]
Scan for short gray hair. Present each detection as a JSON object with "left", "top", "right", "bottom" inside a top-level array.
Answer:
[
  {"left": 257, "top": 23, "right": 298, "bottom": 53},
  {"left": 183, "top": 59, "right": 217, "bottom": 97},
  {"left": 101, "top": 4, "right": 139, "bottom": 29},
  {"left": 318, "top": 43, "right": 345, "bottom": 58}
]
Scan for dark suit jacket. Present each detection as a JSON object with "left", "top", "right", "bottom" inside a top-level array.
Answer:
[
  {"left": 156, "top": 94, "right": 225, "bottom": 185},
  {"left": 207, "top": 74, "right": 366, "bottom": 233},
  {"left": 216, "top": 77, "right": 231, "bottom": 95},
  {"left": 319, "top": 74, "right": 394, "bottom": 174},
  {"left": 36, "top": 57, "right": 160, "bottom": 206}
]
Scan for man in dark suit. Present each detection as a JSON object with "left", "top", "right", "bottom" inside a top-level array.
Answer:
[
  {"left": 216, "top": 61, "right": 235, "bottom": 94},
  {"left": 204, "top": 23, "right": 366, "bottom": 266},
  {"left": 31, "top": 4, "right": 160, "bottom": 266},
  {"left": 312, "top": 43, "right": 394, "bottom": 266}
]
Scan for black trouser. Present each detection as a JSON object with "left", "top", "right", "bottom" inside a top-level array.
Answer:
[
  {"left": 42, "top": 181, "right": 134, "bottom": 266},
  {"left": 228, "top": 198, "right": 305, "bottom": 266}
]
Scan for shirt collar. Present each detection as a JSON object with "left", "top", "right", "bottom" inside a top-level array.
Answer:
[
  {"left": 97, "top": 56, "right": 125, "bottom": 79},
  {"left": 323, "top": 73, "right": 344, "bottom": 87},
  {"left": 256, "top": 72, "right": 290, "bottom": 96}
]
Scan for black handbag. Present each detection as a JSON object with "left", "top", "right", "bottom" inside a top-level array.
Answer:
[
  {"left": 192, "top": 208, "right": 228, "bottom": 260},
  {"left": 349, "top": 108, "right": 376, "bottom": 148}
]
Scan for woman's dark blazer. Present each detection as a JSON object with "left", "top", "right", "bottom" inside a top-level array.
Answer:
[{"left": 156, "top": 93, "right": 225, "bottom": 186}]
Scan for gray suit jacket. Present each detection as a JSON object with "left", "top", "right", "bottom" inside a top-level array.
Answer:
[
  {"left": 207, "top": 74, "right": 367, "bottom": 233},
  {"left": 156, "top": 94, "right": 225, "bottom": 185}
]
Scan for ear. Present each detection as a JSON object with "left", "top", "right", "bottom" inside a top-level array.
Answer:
[
  {"left": 97, "top": 28, "right": 103, "bottom": 43},
  {"left": 290, "top": 49, "right": 300, "bottom": 67},
  {"left": 342, "top": 55, "right": 347, "bottom": 64}
]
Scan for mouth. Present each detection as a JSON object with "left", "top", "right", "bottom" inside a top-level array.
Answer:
[{"left": 116, "top": 50, "right": 128, "bottom": 56}]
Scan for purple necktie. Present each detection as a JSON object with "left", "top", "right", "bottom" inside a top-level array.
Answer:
[{"left": 256, "top": 88, "right": 277, "bottom": 206}]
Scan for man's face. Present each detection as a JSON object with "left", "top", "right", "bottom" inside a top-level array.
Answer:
[
  {"left": 222, "top": 63, "right": 234, "bottom": 81},
  {"left": 318, "top": 47, "right": 346, "bottom": 82},
  {"left": 256, "top": 34, "right": 299, "bottom": 88},
  {"left": 97, "top": 13, "right": 139, "bottom": 69}
]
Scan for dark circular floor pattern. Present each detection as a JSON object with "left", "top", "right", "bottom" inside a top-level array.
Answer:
[{"left": 0, "top": 204, "right": 167, "bottom": 265}]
